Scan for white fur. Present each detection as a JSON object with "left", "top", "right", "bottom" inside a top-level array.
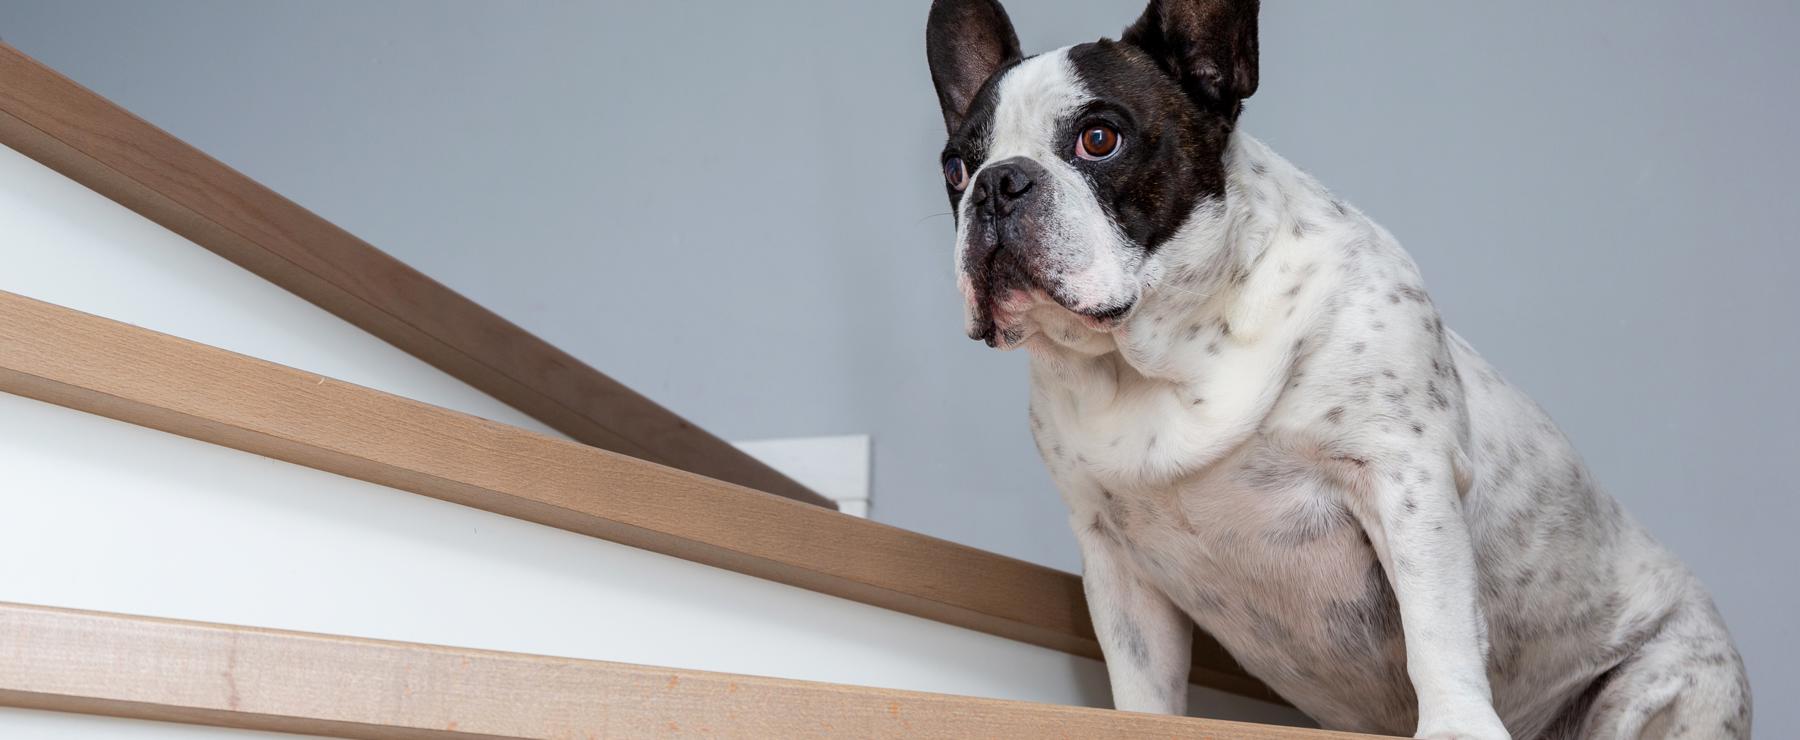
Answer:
[{"left": 966, "top": 47, "right": 1751, "bottom": 739}]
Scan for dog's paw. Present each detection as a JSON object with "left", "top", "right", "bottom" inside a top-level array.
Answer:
[{"left": 1415, "top": 710, "right": 1511, "bottom": 740}]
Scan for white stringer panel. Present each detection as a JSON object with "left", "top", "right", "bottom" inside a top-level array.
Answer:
[{"left": 0, "top": 143, "right": 558, "bottom": 438}]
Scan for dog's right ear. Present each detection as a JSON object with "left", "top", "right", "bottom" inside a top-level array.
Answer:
[
  {"left": 1122, "top": 0, "right": 1259, "bottom": 121},
  {"left": 926, "top": 0, "right": 1021, "bottom": 133}
]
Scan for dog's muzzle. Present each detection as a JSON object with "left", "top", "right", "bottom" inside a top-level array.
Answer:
[
  {"left": 960, "top": 157, "right": 1134, "bottom": 346},
  {"left": 963, "top": 157, "right": 1049, "bottom": 345}
]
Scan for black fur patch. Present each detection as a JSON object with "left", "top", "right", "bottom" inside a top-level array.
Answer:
[
  {"left": 1063, "top": 40, "right": 1233, "bottom": 253},
  {"left": 926, "top": 0, "right": 1021, "bottom": 133},
  {"left": 1120, "top": 0, "right": 1260, "bottom": 120},
  {"left": 937, "top": 58, "right": 1023, "bottom": 217}
]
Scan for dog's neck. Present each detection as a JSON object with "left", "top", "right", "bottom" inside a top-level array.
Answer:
[
  {"left": 1026, "top": 131, "right": 1367, "bottom": 485},
  {"left": 1030, "top": 131, "right": 1351, "bottom": 384}
]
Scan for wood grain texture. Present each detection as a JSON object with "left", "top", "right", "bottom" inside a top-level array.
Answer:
[
  {"left": 0, "top": 41, "right": 833, "bottom": 509},
  {"left": 0, "top": 602, "right": 1374, "bottom": 740},
  {"left": 0, "top": 290, "right": 1280, "bottom": 703}
]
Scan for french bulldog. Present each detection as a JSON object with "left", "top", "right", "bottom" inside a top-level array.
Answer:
[{"left": 924, "top": 1, "right": 1751, "bottom": 737}]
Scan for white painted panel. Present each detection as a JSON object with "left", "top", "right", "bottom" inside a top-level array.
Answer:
[
  {"left": 0, "top": 395, "right": 1305, "bottom": 737},
  {"left": 0, "top": 143, "right": 558, "bottom": 437},
  {"left": 734, "top": 434, "right": 871, "bottom": 517}
]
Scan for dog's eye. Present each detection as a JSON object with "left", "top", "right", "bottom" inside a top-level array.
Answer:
[
  {"left": 1076, "top": 125, "right": 1121, "bottom": 161},
  {"left": 943, "top": 157, "right": 969, "bottom": 191}
]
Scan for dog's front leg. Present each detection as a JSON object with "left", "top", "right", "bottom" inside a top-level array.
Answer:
[
  {"left": 1354, "top": 458, "right": 1510, "bottom": 740},
  {"left": 1078, "top": 528, "right": 1193, "bottom": 715}
]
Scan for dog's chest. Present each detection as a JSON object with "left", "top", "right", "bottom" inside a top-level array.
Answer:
[
  {"left": 1068, "top": 436, "right": 1386, "bottom": 627},
  {"left": 1031, "top": 359, "right": 1373, "bottom": 595},
  {"left": 1035, "top": 384, "right": 1418, "bottom": 724}
]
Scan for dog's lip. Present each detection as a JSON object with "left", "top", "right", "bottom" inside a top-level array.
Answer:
[
  {"left": 969, "top": 315, "right": 999, "bottom": 345},
  {"left": 968, "top": 290, "right": 1014, "bottom": 346},
  {"left": 1084, "top": 301, "right": 1134, "bottom": 321},
  {"left": 964, "top": 237, "right": 1136, "bottom": 346},
  {"left": 967, "top": 243, "right": 1013, "bottom": 344},
  {"left": 967, "top": 285, "right": 1135, "bottom": 347}
]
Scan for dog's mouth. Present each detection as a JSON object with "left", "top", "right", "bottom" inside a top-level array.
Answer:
[
  {"left": 966, "top": 242, "right": 1134, "bottom": 348},
  {"left": 966, "top": 241, "right": 1025, "bottom": 347}
]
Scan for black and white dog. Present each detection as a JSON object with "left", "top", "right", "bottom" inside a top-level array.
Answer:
[{"left": 924, "top": 1, "right": 1750, "bottom": 737}]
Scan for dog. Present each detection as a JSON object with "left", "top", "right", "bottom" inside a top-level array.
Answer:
[{"left": 924, "top": 1, "right": 1751, "bottom": 737}]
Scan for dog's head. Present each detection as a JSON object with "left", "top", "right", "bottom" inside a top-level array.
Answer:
[{"left": 927, "top": 0, "right": 1258, "bottom": 349}]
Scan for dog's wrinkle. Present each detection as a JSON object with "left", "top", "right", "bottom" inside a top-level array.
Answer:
[
  {"left": 969, "top": 236, "right": 1023, "bottom": 344},
  {"left": 1087, "top": 300, "right": 1136, "bottom": 321}
]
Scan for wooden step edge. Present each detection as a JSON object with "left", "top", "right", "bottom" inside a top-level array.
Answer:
[
  {"left": 0, "top": 289, "right": 1282, "bottom": 703},
  {"left": 0, "top": 40, "right": 833, "bottom": 509},
  {"left": 0, "top": 601, "right": 1370, "bottom": 739}
]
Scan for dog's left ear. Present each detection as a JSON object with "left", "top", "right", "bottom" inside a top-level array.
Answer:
[
  {"left": 1122, "top": 0, "right": 1259, "bottom": 121},
  {"left": 926, "top": 0, "right": 1022, "bottom": 133}
]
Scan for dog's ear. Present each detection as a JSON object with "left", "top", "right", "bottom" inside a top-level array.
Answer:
[
  {"left": 926, "top": 0, "right": 1022, "bottom": 133},
  {"left": 1121, "top": 0, "right": 1259, "bottom": 120}
]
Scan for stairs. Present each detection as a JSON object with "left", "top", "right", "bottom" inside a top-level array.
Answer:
[{"left": 0, "top": 40, "right": 1379, "bottom": 738}]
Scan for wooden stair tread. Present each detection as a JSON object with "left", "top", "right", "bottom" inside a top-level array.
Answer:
[{"left": 0, "top": 601, "right": 1368, "bottom": 739}]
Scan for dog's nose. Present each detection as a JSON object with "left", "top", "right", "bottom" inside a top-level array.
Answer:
[{"left": 972, "top": 157, "right": 1042, "bottom": 218}]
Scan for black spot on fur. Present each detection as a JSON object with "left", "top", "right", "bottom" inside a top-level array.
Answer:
[
  {"left": 1427, "top": 380, "right": 1450, "bottom": 410},
  {"left": 1117, "top": 618, "right": 1151, "bottom": 666},
  {"left": 1323, "top": 559, "right": 1404, "bottom": 648},
  {"left": 1088, "top": 513, "right": 1119, "bottom": 544}
]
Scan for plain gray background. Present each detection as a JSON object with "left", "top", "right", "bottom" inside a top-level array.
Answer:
[{"left": 3, "top": 1, "right": 1793, "bottom": 733}]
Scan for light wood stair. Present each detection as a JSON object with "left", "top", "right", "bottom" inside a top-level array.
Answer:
[{"left": 0, "top": 602, "right": 1373, "bottom": 739}]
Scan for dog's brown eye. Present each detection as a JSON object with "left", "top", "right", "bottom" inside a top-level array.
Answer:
[
  {"left": 943, "top": 157, "right": 969, "bottom": 191},
  {"left": 1076, "top": 125, "right": 1121, "bottom": 161}
]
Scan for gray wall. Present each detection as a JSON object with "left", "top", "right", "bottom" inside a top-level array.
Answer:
[{"left": 3, "top": 1, "right": 1794, "bottom": 733}]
